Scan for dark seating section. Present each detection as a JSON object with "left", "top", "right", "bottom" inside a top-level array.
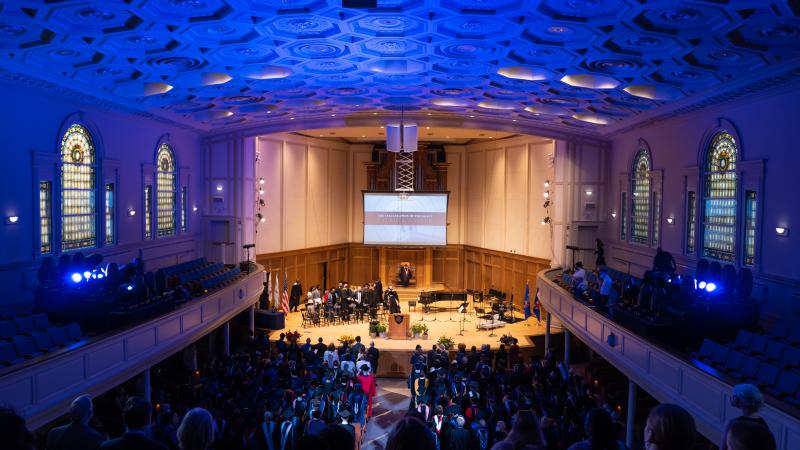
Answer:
[
  {"left": 692, "top": 319, "right": 800, "bottom": 409},
  {"left": 0, "top": 308, "right": 85, "bottom": 369}
]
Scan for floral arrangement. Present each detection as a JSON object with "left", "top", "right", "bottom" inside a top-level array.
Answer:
[
  {"left": 437, "top": 335, "right": 455, "bottom": 350},
  {"left": 286, "top": 330, "right": 301, "bottom": 342},
  {"left": 499, "top": 333, "right": 515, "bottom": 346},
  {"left": 338, "top": 334, "right": 355, "bottom": 345},
  {"left": 411, "top": 322, "right": 429, "bottom": 335}
]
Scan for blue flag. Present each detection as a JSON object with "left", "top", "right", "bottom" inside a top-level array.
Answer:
[
  {"left": 534, "top": 288, "right": 541, "bottom": 322},
  {"left": 523, "top": 282, "right": 531, "bottom": 319}
]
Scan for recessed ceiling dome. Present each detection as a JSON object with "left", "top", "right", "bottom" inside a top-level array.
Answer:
[
  {"left": 560, "top": 74, "right": 620, "bottom": 89},
  {"left": 240, "top": 65, "right": 293, "bottom": 80},
  {"left": 624, "top": 84, "right": 684, "bottom": 101},
  {"left": 497, "top": 66, "right": 553, "bottom": 81},
  {"left": 477, "top": 100, "right": 517, "bottom": 110},
  {"left": 572, "top": 113, "right": 610, "bottom": 125},
  {"left": 115, "top": 81, "right": 173, "bottom": 97}
]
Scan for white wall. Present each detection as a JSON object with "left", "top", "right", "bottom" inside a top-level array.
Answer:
[
  {"left": 460, "top": 136, "right": 556, "bottom": 260},
  {"left": 604, "top": 82, "right": 800, "bottom": 320},
  {"left": 0, "top": 81, "right": 203, "bottom": 306},
  {"left": 255, "top": 134, "right": 351, "bottom": 253}
]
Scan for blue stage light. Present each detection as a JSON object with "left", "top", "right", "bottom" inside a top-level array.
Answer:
[
  {"left": 70, "top": 273, "right": 82, "bottom": 283},
  {"left": 97, "top": 274, "right": 104, "bottom": 279},
  {"left": 705, "top": 282, "right": 717, "bottom": 293},
  {"left": 83, "top": 271, "right": 91, "bottom": 280},
  {"left": 698, "top": 281, "right": 707, "bottom": 290}
]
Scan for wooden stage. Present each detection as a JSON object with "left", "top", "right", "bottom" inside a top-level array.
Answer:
[{"left": 266, "top": 305, "right": 560, "bottom": 377}]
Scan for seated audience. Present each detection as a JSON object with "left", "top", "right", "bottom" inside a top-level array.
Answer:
[
  {"left": 177, "top": 408, "right": 214, "bottom": 450},
  {"left": 0, "top": 406, "right": 34, "bottom": 450},
  {"left": 99, "top": 396, "right": 167, "bottom": 450},
  {"left": 386, "top": 416, "right": 435, "bottom": 450},
  {"left": 491, "top": 410, "right": 546, "bottom": 450},
  {"left": 46, "top": 394, "right": 105, "bottom": 450},
  {"left": 725, "top": 419, "right": 775, "bottom": 450},
  {"left": 721, "top": 384, "right": 772, "bottom": 450},
  {"left": 643, "top": 404, "right": 696, "bottom": 450}
]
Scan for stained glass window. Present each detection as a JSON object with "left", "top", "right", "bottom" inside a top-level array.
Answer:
[
  {"left": 105, "top": 183, "right": 114, "bottom": 244},
  {"left": 703, "top": 132, "right": 737, "bottom": 262},
  {"left": 40, "top": 181, "right": 52, "bottom": 254},
  {"left": 156, "top": 144, "right": 177, "bottom": 237},
  {"left": 630, "top": 148, "right": 651, "bottom": 244},
  {"left": 145, "top": 185, "right": 152, "bottom": 239},
  {"left": 652, "top": 191, "right": 660, "bottom": 247},
  {"left": 744, "top": 190, "right": 756, "bottom": 266},
  {"left": 686, "top": 191, "right": 696, "bottom": 254},
  {"left": 61, "top": 124, "right": 96, "bottom": 251},
  {"left": 181, "top": 186, "right": 187, "bottom": 233},
  {"left": 620, "top": 192, "right": 627, "bottom": 241}
]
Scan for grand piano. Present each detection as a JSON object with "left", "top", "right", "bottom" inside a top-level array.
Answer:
[{"left": 419, "top": 290, "right": 467, "bottom": 312}]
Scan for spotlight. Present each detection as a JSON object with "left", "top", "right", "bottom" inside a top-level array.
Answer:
[
  {"left": 776, "top": 227, "right": 789, "bottom": 236},
  {"left": 97, "top": 273, "right": 104, "bottom": 279},
  {"left": 543, "top": 191, "right": 550, "bottom": 198},
  {"left": 128, "top": 209, "right": 136, "bottom": 217},
  {"left": 667, "top": 217, "right": 674, "bottom": 225},
  {"left": 544, "top": 180, "right": 550, "bottom": 188},
  {"left": 698, "top": 281, "right": 707, "bottom": 290},
  {"left": 259, "top": 177, "right": 265, "bottom": 185},
  {"left": 259, "top": 189, "right": 264, "bottom": 195},
  {"left": 70, "top": 273, "right": 83, "bottom": 283},
  {"left": 705, "top": 282, "right": 717, "bottom": 293},
  {"left": 192, "top": 206, "right": 198, "bottom": 212},
  {"left": 5, "top": 215, "right": 19, "bottom": 224},
  {"left": 83, "top": 271, "right": 91, "bottom": 280}
]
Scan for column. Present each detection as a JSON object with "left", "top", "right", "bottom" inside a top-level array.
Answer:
[
  {"left": 223, "top": 321, "right": 230, "bottom": 356},
  {"left": 142, "top": 368, "right": 151, "bottom": 402},
  {"left": 626, "top": 379, "right": 638, "bottom": 448},
  {"left": 249, "top": 305, "right": 256, "bottom": 339},
  {"left": 544, "top": 312, "right": 551, "bottom": 355},
  {"left": 564, "top": 329, "right": 571, "bottom": 365}
]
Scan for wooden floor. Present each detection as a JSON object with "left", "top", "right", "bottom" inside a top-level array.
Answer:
[{"left": 275, "top": 308, "right": 546, "bottom": 350}]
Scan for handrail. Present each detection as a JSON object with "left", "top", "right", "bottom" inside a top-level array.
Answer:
[
  {"left": 0, "top": 265, "right": 265, "bottom": 430},
  {"left": 537, "top": 268, "right": 800, "bottom": 450}
]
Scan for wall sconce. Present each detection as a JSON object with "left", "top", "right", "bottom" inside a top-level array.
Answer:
[
  {"left": 5, "top": 215, "right": 19, "bottom": 224},
  {"left": 666, "top": 216, "right": 675, "bottom": 225},
  {"left": 611, "top": 212, "right": 617, "bottom": 219},
  {"left": 127, "top": 209, "right": 136, "bottom": 217},
  {"left": 215, "top": 185, "right": 223, "bottom": 192},
  {"left": 192, "top": 206, "right": 198, "bottom": 212},
  {"left": 585, "top": 189, "right": 593, "bottom": 196},
  {"left": 776, "top": 227, "right": 789, "bottom": 237}
]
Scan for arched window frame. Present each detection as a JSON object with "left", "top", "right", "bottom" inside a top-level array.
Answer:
[
  {"left": 143, "top": 135, "right": 188, "bottom": 240},
  {"left": 618, "top": 139, "right": 662, "bottom": 248},
  {"left": 155, "top": 142, "right": 178, "bottom": 237},
  {"left": 690, "top": 119, "right": 763, "bottom": 268}
]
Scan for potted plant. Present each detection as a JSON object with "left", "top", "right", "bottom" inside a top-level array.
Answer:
[
  {"left": 376, "top": 322, "right": 387, "bottom": 339},
  {"left": 437, "top": 335, "right": 454, "bottom": 350},
  {"left": 411, "top": 322, "right": 427, "bottom": 339},
  {"left": 368, "top": 321, "right": 379, "bottom": 338}
]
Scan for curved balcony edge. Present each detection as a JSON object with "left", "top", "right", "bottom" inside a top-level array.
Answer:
[
  {"left": 537, "top": 268, "right": 800, "bottom": 450},
  {"left": 0, "top": 266, "right": 265, "bottom": 431}
]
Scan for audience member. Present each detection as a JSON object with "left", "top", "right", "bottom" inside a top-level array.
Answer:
[
  {"left": 567, "top": 408, "right": 624, "bottom": 450},
  {"left": 177, "top": 408, "right": 214, "bottom": 450},
  {"left": 643, "top": 404, "right": 696, "bottom": 450},
  {"left": 386, "top": 416, "right": 436, "bottom": 450},
  {"left": 492, "top": 410, "right": 546, "bottom": 450},
  {"left": 99, "top": 396, "right": 167, "bottom": 450},
  {"left": 725, "top": 419, "right": 775, "bottom": 450},
  {"left": 721, "top": 384, "right": 771, "bottom": 450},
  {"left": 46, "top": 395, "right": 105, "bottom": 450},
  {"left": 0, "top": 406, "right": 34, "bottom": 450}
]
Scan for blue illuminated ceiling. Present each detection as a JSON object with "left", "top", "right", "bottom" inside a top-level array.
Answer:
[{"left": 0, "top": 0, "right": 798, "bottom": 135}]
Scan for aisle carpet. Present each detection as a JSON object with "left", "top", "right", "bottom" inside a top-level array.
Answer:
[{"left": 361, "top": 378, "right": 411, "bottom": 450}]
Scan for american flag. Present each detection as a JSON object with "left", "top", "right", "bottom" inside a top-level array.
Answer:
[{"left": 281, "top": 271, "right": 290, "bottom": 315}]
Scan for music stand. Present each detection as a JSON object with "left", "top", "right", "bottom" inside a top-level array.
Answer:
[
  {"left": 448, "top": 294, "right": 457, "bottom": 322},
  {"left": 487, "top": 311, "right": 497, "bottom": 337},
  {"left": 457, "top": 302, "right": 468, "bottom": 336}
]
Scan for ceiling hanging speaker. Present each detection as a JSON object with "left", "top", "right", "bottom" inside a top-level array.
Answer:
[{"left": 386, "top": 123, "right": 418, "bottom": 152}]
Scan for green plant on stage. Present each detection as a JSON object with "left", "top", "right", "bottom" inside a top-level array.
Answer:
[
  {"left": 368, "top": 320, "right": 380, "bottom": 334},
  {"left": 411, "top": 322, "right": 428, "bottom": 335},
  {"left": 375, "top": 322, "right": 387, "bottom": 333},
  {"left": 437, "top": 335, "right": 455, "bottom": 350}
]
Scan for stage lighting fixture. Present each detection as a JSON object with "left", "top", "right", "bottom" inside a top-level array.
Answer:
[
  {"left": 544, "top": 180, "right": 550, "bottom": 188},
  {"left": 698, "top": 281, "right": 707, "bottom": 290},
  {"left": 83, "top": 271, "right": 91, "bottom": 280},
  {"left": 259, "top": 177, "right": 265, "bottom": 185},
  {"left": 71, "top": 273, "right": 83, "bottom": 283},
  {"left": 705, "top": 282, "right": 717, "bottom": 293}
]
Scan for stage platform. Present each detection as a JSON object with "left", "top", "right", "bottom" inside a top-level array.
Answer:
[{"left": 264, "top": 298, "right": 561, "bottom": 377}]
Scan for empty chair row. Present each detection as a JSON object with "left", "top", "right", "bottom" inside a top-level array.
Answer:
[
  {"left": 0, "top": 313, "right": 61, "bottom": 340},
  {"left": 177, "top": 263, "right": 225, "bottom": 285},
  {"left": 199, "top": 268, "right": 241, "bottom": 291},
  {"left": 161, "top": 257, "right": 207, "bottom": 277},
  {"left": 0, "top": 323, "right": 83, "bottom": 368}
]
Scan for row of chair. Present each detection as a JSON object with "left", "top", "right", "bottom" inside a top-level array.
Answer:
[
  {"left": 0, "top": 312, "right": 83, "bottom": 368},
  {"left": 175, "top": 262, "right": 225, "bottom": 286},
  {"left": 160, "top": 257, "right": 208, "bottom": 278},
  {"left": 198, "top": 267, "right": 242, "bottom": 292}
]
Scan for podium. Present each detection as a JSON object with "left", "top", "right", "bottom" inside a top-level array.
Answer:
[{"left": 389, "top": 313, "right": 410, "bottom": 339}]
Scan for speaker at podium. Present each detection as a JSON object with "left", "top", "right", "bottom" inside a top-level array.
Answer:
[{"left": 389, "top": 313, "right": 410, "bottom": 339}]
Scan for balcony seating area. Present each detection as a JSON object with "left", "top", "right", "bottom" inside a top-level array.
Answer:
[
  {"left": 0, "top": 308, "right": 84, "bottom": 369},
  {"left": 692, "top": 322, "right": 800, "bottom": 408}
]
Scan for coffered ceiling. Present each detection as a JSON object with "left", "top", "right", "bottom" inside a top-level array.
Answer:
[{"left": 0, "top": 0, "right": 798, "bottom": 136}]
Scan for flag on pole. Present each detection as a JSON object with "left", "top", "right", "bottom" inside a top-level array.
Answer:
[
  {"left": 523, "top": 282, "right": 531, "bottom": 319},
  {"left": 281, "top": 271, "right": 290, "bottom": 316},
  {"left": 533, "top": 288, "right": 542, "bottom": 323},
  {"left": 275, "top": 272, "right": 282, "bottom": 314},
  {"left": 267, "top": 271, "right": 272, "bottom": 309}
]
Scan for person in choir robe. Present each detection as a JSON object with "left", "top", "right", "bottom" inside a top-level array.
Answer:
[
  {"left": 385, "top": 287, "right": 400, "bottom": 313},
  {"left": 290, "top": 280, "right": 302, "bottom": 312},
  {"left": 374, "top": 279, "right": 383, "bottom": 306},
  {"left": 251, "top": 411, "right": 278, "bottom": 450}
]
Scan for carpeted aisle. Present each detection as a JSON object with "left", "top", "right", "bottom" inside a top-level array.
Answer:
[{"left": 361, "top": 378, "right": 411, "bottom": 450}]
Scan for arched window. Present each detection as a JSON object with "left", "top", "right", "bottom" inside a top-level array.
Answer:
[
  {"left": 156, "top": 143, "right": 177, "bottom": 237},
  {"left": 702, "top": 132, "right": 738, "bottom": 262},
  {"left": 61, "top": 124, "right": 97, "bottom": 251},
  {"left": 630, "top": 148, "right": 651, "bottom": 245}
]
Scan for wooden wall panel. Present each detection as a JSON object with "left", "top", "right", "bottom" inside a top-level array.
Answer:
[{"left": 258, "top": 244, "right": 549, "bottom": 304}]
